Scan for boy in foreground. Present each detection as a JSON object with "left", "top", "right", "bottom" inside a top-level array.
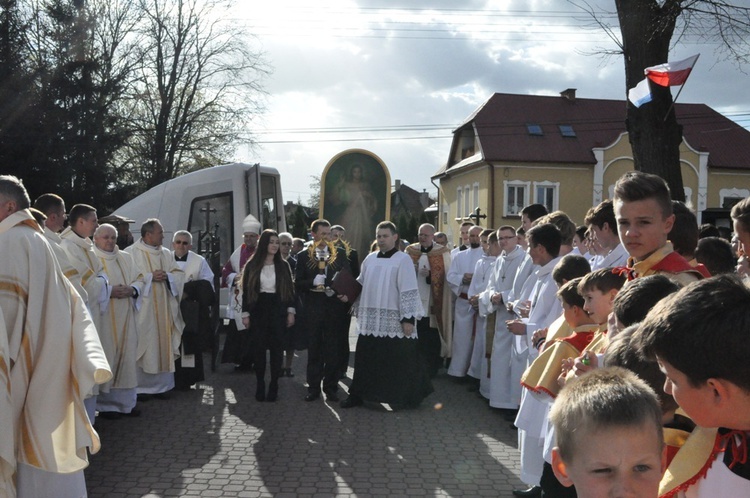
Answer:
[
  {"left": 550, "top": 367, "right": 664, "bottom": 498},
  {"left": 635, "top": 274, "right": 750, "bottom": 497}
]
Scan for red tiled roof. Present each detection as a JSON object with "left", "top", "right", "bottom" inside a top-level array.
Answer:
[{"left": 452, "top": 93, "right": 750, "bottom": 170}]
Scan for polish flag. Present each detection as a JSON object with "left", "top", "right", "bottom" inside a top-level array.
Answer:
[{"left": 645, "top": 54, "right": 700, "bottom": 87}]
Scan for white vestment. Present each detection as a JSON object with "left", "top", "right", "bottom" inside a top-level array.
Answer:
[
  {"left": 93, "top": 246, "right": 145, "bottom": 413},
  {"left": 43, "top": 227, "right": 88, "bottom": 302},
  {"left": 0, "top": 210, "right": 111, "bottom": 498},
  {"left": 591, "top": 242, "right": 629, "bottom": 270},
  {"left": 515, "top": 255, "right": 564, "bottom": 487},
  {"left": 479, "top": 245, "right": 528, "bottom": 409},
  {"left": 466, "top": 253, "right": 496, "bottom": 380},
  {"left": 125, "top": 240, "right": 185, "bottom": 393},
  {"left": 60, "top": 227, "right": 109, "bottom": 330},
  {"left": 174, "top": 250, "right": 214, "bottom": 290},
  {"left": 446, "top": 246, "right": 482, "bottom": 376}
]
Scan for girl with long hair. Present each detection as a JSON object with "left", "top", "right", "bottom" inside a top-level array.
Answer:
[{"left": 240, "top": 230, "right": 296, "bottom": 401}]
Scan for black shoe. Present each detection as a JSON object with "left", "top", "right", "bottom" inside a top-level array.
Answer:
[
  {"left": 136, "top": 394, "right": 152, "bottom": 402},
  {"left": 97, "top": 411, "right": 122, "bottom": 420},
  {"left": 340, "top": 395, "right": 363, "bottom": 409},
  {"left": 304, "top": 391, "right": 320, "bottom": 402},
  {"left": 266, "top": 381, "right": 278, "bottom": 402},
  {"left": 502, "top": 409, "right": 519, "bottom": 422},
  {"left": 153, "top": 392, "right": 171, "bottom": 400},
  {"left": 512, "top": 486, "right": 541, "bottom": 497},
  {"left": 285, "top": 368, "right": 295, "bottom": 378},
  {"left": 124, "top": 408, "right": 142, "bottom": 417},
  {"left": 324, "top": 390, "right": 339, "bottom": 402}
]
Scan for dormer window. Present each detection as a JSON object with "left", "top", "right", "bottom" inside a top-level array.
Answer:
[
  {"left": 559, "top": 125, "right": 576, "bottom": 137},
  {"left": 527, "top": 124, "right": 543, "bottom": 136}
]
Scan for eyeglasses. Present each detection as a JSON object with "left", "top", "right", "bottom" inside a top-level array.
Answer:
[
  {"left": 280, "top": 242, "right": 292, "bottom": 246},
  {"left": 498, "top": 236, "right": 516, "bottom": 241},
  {"left": 174, "top": 241, "right": 189, "bottom": 245}
]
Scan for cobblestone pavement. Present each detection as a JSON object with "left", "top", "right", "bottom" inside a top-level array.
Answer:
[{"left": 86, "top": 349, "right": 524, "bottom": 497}]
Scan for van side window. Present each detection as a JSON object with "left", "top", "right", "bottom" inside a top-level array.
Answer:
[
  {"left": 188, "top": 192, "right": 233, "bottom": 267},
  {"left": 260, "top": 175, "right": 279, "bottom": 232}
]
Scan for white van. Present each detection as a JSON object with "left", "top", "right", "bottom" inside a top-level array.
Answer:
[{"left": 112, "top": 162, "right": 286, "bottom": 320}]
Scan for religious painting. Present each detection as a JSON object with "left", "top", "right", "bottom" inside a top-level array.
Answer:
[{"left": 321, "top": 149, "right": 391, "bottom": 256}]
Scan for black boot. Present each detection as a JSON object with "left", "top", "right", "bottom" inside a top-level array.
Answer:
[{"left": 255, "top": 378, "right": 266, "bottom": 402}]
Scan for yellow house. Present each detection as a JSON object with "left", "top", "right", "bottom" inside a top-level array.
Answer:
[{"left": 433, "top": 90, "right": 750, "bottom": 241}]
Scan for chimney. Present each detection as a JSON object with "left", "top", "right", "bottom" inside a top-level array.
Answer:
[
  {"left": 395, "top": 179, "right": 401, "bottom": 190},
  {"left": 560, "top": 88, "right": 577, "bottom": 102},
  {"left": 419, "top": 189, "right": 430, "bottom": 208}
]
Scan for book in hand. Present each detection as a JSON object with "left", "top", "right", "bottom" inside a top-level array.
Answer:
[{"left": 331, "top": 268, "right": 362, "bottom": 303}]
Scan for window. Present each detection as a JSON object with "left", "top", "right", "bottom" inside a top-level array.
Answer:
[
  {"left": 188, "top": 192, "right": 233, "bottom": 266},
  {"left": 527, "top": 124, "right": 543, "bottom": 136},
  {"left": 533, "top": 181, "right": 560, "bottom": 213},
  {"left": 504, "top": 180, "right": 530, "bottom": 217},
  {"left": 559, "top": 125, "right": 576, "bottom": 137},
  {"left": 720, "top": 188, "right": 750, "bottom": 209},
  {"left": 260, "top": 174, "right": 279, "bottom": 232},
  {"left": 456, "top": 187, "right": 463, "bottom": 219},
  {"left": 464, "top": 184, "right": 471, "bottom": 219}
]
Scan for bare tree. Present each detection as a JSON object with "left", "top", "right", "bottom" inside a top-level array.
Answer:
[
  {"left": 123, "top": 0, "right": 269, "bottom": 190},
  {"left": 578, "top": 0, "right": 750, "bottom": 200}
]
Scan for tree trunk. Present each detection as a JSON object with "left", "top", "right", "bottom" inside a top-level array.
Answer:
[{"left": 617, "top": 0, "right": 685, "bottom": 202}]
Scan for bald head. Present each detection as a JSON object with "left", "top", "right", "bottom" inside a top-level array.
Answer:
[
  {"left": 418, "top": 223, "right": 435, "bottom": 248},
  {"left": 94, "top": 223, "right": 118, "bottom": 252}
]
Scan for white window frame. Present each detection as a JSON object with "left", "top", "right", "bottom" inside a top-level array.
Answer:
[
  {"left": 720, "top": 188, "right": 750, "bottom": 208},
  {"left": 533, "top": 180, "right": 560, "bottom": 213},
  {"left": 456, "top": 187, "right": 463, "bottom": 219},
  {"left": 464, "top": 184, "right": 471, "bottom": 220},
  {"left": 472, "top": 182, "right": 480, "bottom": 219},
  {"left": 504, "top": 180, "right": 530, "bottom": 217}
]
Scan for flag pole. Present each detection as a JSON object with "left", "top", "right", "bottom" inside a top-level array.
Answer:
[{"left": 663, "top": 54, "right": 700, "bottom": 121}]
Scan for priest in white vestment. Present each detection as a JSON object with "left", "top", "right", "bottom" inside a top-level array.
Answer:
[
  {"left": 466, "top": 230, "right": 500, "bottom": 385},
  {"left": 172, "top": 230, "right": 214, "bottom": 288},
  {"left": 93, "top": 224, "right": 144, "bottom": 416},
  {"left": 446, "top": 225, "right": 483, "bottom": 378},
  {"left": 32, "top": 193, "right": 89, "bottom": 301},
  {"left": 125, "top": 218, "right": 185, "bottom": 396},
  {"left": 0, "top": 176, "right": 111, "bottom": 498},
  {"left": 340, "top": 221, "right": 431, "bottom": 409}
]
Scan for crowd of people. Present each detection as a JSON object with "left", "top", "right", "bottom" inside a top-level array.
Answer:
[{"left": 3, "top": 168, "right": 750, "bottom": 497}]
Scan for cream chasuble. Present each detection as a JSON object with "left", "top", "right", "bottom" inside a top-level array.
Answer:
[
  {"left": 126, "top": 239, "right": 185, "bottom": 374},
  {"left": 0, "top": 210, "right": 111, "bottom": 494}
]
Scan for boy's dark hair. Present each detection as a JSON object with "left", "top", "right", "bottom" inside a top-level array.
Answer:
[
  {"left": 552, "top": 255, "right": 591, "bottom": 285},
  {"left": 578, "top": 268, "right": 626, "bottom": 294},
  {"left": 516, "top": 227, "right": 525, "bottom": 236},
  {"left": 550, "top": 366, "right": 663, "bottom": 463},
  {"left": 604, "top": 325, "right": 679, "bottom": 415},
  {"left": 557, "top": 277, "right": 585, "bottom": 309},
  {"left": 310, "top": 219, "right": 331, "bottom": 233},
  {"left": 694, "top": 236, "right": 735, "bottom": 275},
  {"left": 527, "top": 223, "right": 561, "bottom": 258},
  {"left": 731, "top": 196, "right": 750, "bottom": 233},
  {"left": 481, "top": 228, "right": 494, "bottom": 238},
  {"left": 698, "top": 223, "right": 720, "bottom": 239},
  {"left": 521, "top": 203, "right": 548, "bottom": 223},
  {"left": 488, "top": 231, "right": 498, "bottom": 244},
  {"left": 575, "top": 225, "right": 587, "bottom": 242},
  {"left": 634, "top": 274, "right": 750, "bottom": 391},
  {"left": 584, "top": 199, "right": 618, "bottom": 235},
  {"left": 613, "top": 171, "right": 673, "bottom": 219},
  {"left": 68, "top": 204, "right": 96, "bottom": 225},
  {"left": 539, "top": 210, "right": 576, "bottom": 246},
  {"left": 669, "top": 201, "right": 698, "bottom": 259},
  {"left": 612, "top": 274, "right": 681, "bottom": 327}
]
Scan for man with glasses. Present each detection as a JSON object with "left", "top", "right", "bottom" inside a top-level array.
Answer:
[
  {"left": 172, "top": 230, "right": 214, "bottom": 390},
  {"left": 482, "top": 225, "right": 531, "bottom": 416}
]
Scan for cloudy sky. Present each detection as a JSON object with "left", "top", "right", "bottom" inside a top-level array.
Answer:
[{"left": 231, "top": 0, "right": 750, "bottom": 206}]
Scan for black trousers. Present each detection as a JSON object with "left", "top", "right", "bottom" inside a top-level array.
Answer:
[
  {"left": 250, "top": 293, "right": 285, "bottom": 384},
  {"left": 305, "top": 293, "right": 347, "bottom": 393}
]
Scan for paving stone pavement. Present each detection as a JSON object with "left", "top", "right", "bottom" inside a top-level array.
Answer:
[{"left": 86, "top": 350, "right": 525, "bottom": 497}]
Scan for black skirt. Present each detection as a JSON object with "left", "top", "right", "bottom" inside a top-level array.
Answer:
[{"left": 348, "top": 334, "right": 434, "bottom": 407}]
